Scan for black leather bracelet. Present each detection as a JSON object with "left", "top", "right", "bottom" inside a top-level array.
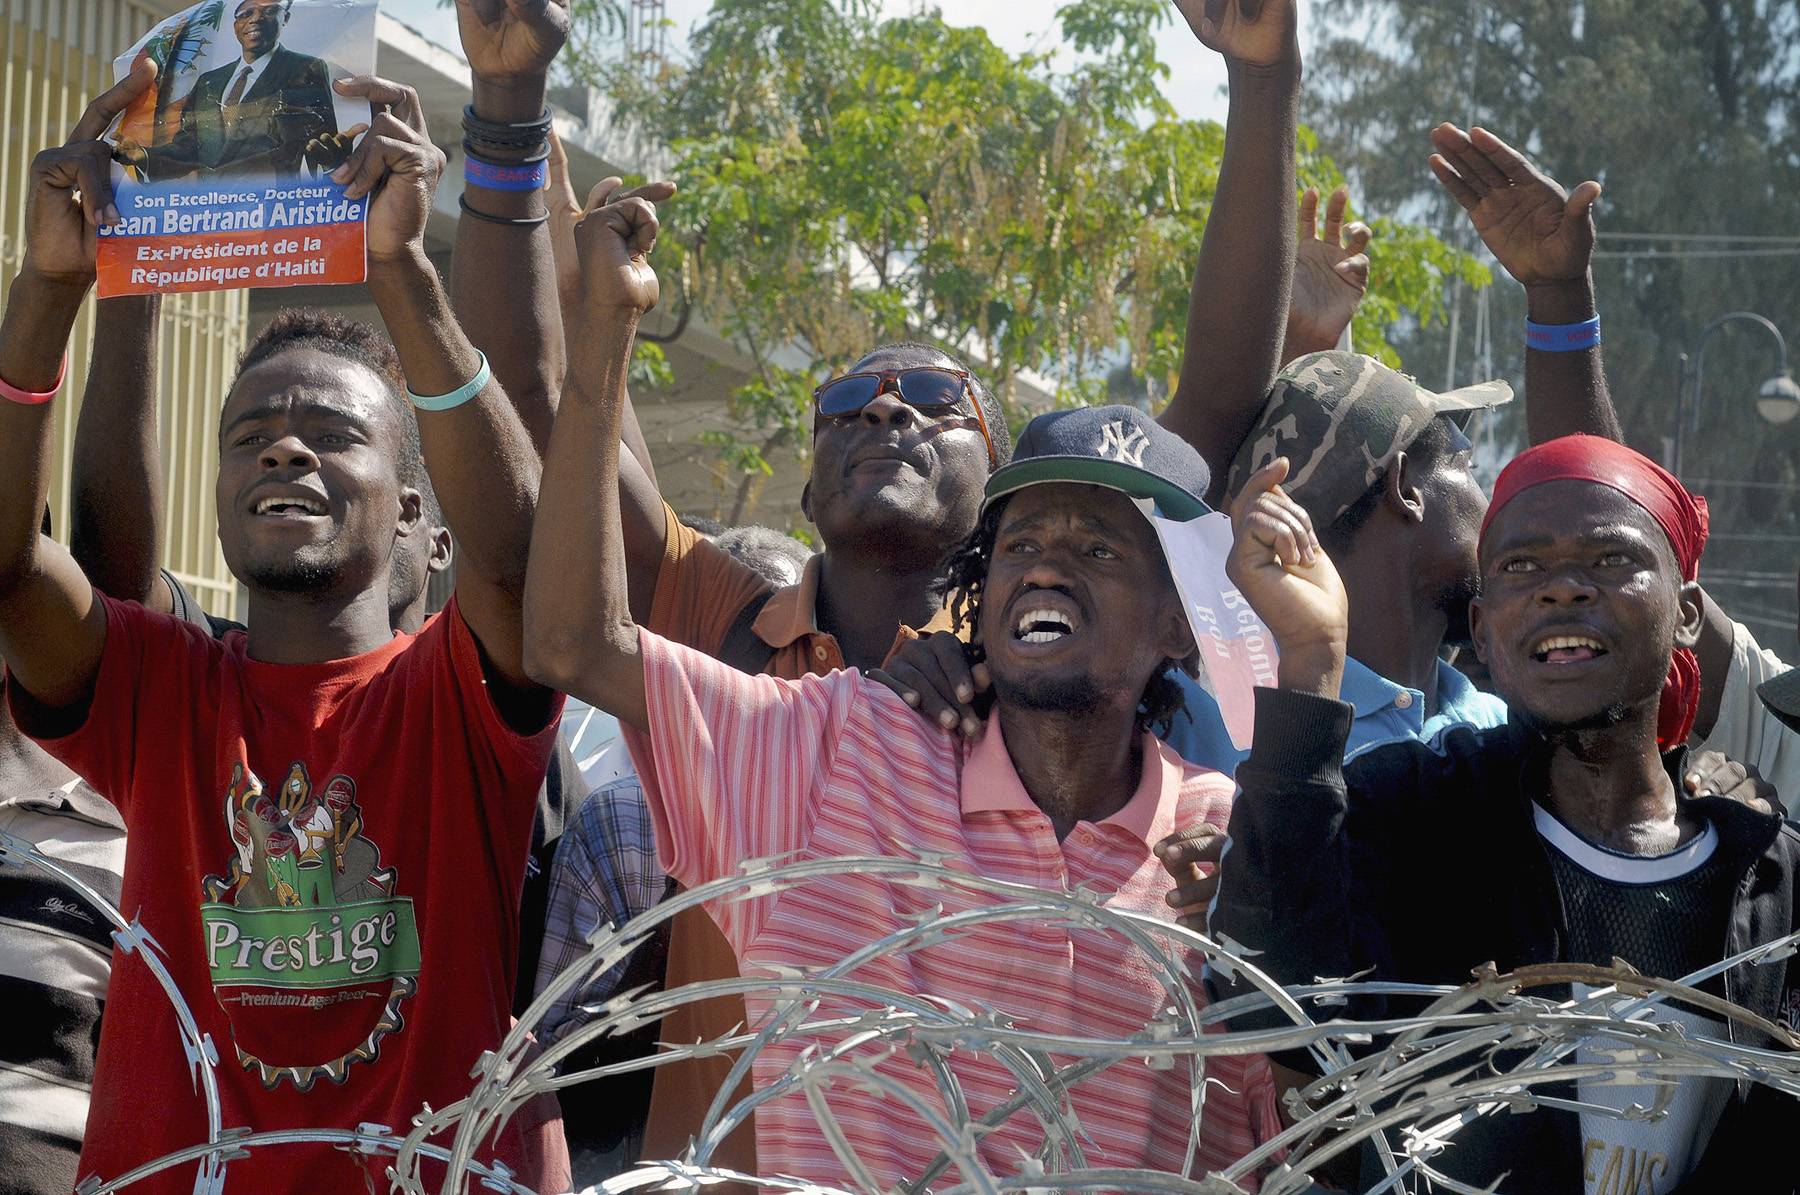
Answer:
[
  {"left": 461, "top": 137, "right": 552, "bottom": 168},
  {"left": 457, "top": 194, "right": 548, "bottom": 227},
  {"left": 461, "top": 103, "right": 552, "bottom": 154}
]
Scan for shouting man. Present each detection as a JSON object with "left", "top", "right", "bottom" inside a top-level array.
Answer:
[
  {"left": 1210, "top": 437, "right": 1800, "bottom": 1192},
  {"left": 501, "top": 0, "right": 1309, "bottom": 1170},
  {"left": 522, "top": 184, "right": 1280, "bottom": 1187},
  {"left": 0, "top": 64, "right": 559, "bottom": 1193}
]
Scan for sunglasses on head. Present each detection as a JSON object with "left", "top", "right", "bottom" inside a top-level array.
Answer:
[{"left": 813, "top": 366, "right": 996, "bottom": 467}]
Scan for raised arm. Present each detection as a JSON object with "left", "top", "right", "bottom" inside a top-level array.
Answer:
[
  {"left": 546, "top": 129, "right": 660, "bottom": 490},
  {"left": 522, "top": 187, "right": 667, "bottom": 730},
  {"left": 450, "top": 0, "right": 568, "bottom": 454},
  {"left": 70, "top": 295, "right": 174, "bottom": 612},
  {"left": 1209, "top": 458, "right": 1360, "bottom": 995},
  {"left": 330, "top": 75, "right": 552, "bottom": 727},
  {"left": 1158, "top": 0, "right": 1300, "bottom": 505},
  {"left": 0, "top": 67, "right": 157, "bottom": 712},
  {"left": 453, "top": 1, "right": 669, "bottom": 618},
  {"left": 1429, "top": 123, "right": 1621, "bottom": 443}
]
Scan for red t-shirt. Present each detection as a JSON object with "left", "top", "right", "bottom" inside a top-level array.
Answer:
[{"left": 7, "top": 595, "right": 559, "bottom": 1194}]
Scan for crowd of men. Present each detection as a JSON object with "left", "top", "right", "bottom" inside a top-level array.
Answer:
[{"left": 1, "top": 1, "right": 1797, "bottom": 1193}]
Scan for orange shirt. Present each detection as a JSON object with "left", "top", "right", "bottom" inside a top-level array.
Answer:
[{"left": 640, "top": 505, "right": 955, "bottom": 1172}]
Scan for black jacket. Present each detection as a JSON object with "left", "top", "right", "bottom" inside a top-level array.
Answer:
[
  {"left": 144, "top": 47, "right": 337, "bottom": 181},
  {"left": 1212, "top": 687, "right": 1800, "bottom": 1194}
]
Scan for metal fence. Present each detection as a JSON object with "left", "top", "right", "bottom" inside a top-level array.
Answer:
[{"left": 2, "top": 0, "right": 245, "bottom": 616}]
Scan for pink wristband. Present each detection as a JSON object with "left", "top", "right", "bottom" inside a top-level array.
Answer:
[{"left": 0, "top": 353, "right": 68, "bottom": 406}]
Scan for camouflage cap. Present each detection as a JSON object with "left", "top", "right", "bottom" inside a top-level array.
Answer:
[{"left": 1225, "top": 351, "right": 1513, "bottom": 530}]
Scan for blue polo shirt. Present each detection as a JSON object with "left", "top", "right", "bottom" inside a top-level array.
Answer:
[{"left": 1161, "top": 658, "right": 1509, "bottom": 772}]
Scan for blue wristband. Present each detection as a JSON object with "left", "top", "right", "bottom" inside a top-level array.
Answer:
[
  {"left": 1525, "top": 315, "right": 1601, "bottom": 353},
  {"left": 463, "top": 151, "right": 548, "bottom": 192},
  {"left": 409, "top": 350, "right": 491, "bottom": 412}
]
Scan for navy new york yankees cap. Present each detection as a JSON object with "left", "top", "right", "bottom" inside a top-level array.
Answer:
[{"left": 982, "top": 405, "right": 1213, "bottom": 521}]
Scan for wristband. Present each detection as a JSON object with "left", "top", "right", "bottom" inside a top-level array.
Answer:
[
  {"left": 461, "top": 104, "right": 552, "bottom": 156},
  {"left": 1525, "top": 315, "right": 1601, "bottom": 353},
  {"left": 0, "top": 353, "right": 68, "bottom": 406},
  {"left": 457, "top": 194, "right": 549, "bottom": 228},
  {"left": 408, "top": 349, "right": 491, "bottom": 412},
  {"left": 463, "top": 141, "right": 550, "bottom": 192}
]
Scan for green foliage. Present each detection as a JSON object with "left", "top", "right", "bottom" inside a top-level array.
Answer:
[
  {"left": 582, "top": 0, "right": 1482, "bottom": 518},
  {"left": 629, "top": 340, "right": 673, "bottom": 390}
]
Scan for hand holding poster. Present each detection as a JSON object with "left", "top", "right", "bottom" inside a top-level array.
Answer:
[{"left": 97, "top": 0, "right": 380, "bottom": 297}]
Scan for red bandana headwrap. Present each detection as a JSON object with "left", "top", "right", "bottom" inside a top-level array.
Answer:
[{"left": 1480, "top": 435, "right": 1710, "bottom": 749}]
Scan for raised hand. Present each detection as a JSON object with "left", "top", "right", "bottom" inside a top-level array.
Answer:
[
  {"left": 575, "top": 176, "right": 677, "bottom": 315},
  {"left": 22, "top": 59, "right": 157, "bottom": 284},
  {"left": 1172, "top": 0, "right": 1299, "bottom": 70},
  {"left": 1429, "top": 124, "right": 1600, "bottom": 290},
  {"left": 328, "top": 78, "right": 444, "bottom": 264},
  {"left": 1225, "top": 458, "right": 1347, "bottom": 694},
  {"left": 1287, "top": 185, "right": 1372, "bottom": 360},
  {"left": 304, "top": 123, "right": 365, "bottom": 174},
  {"left": 456, "top": 0, "right": 570, "bottom": 86}
]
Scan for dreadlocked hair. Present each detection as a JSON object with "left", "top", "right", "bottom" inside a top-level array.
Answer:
[{"left": 936, "top": 496, "right": 1194, "bottom": 738}]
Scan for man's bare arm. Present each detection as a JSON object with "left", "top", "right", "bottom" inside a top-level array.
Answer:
[
  {"left": 0, "top": 68, "right": 158, "bottom": 710},
  {"left": 0, "top": 274, "right": 109, "bottom": 713},
  {"left": 453, "top": 2, "right": 668, "bottom": 619},
  {"left": 70, "top": 296, "right": 175, "bottom": 612},
  {"left": 1429, "top": 123, "right": 1620, "bottom": 443},
  {"left": 523, "top": 191, "right": 666, "bottom": 730},
  {"left": 450, "top": 0, "right": 568, "bottom": 456},
  {"left": 334, "top": 76, "right": 552, "bottom": 727},
  {"left": 1159, "top": 0, "right": 1301, "bottom": 505}
]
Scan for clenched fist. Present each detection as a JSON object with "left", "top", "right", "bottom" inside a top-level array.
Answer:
[{"left": 1225, "top": 458, "right": 1348, "bottom": 697}]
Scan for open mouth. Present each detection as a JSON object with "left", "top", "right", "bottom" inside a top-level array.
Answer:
[
  {"left": 252, "top": 495, "right": 326, "bottom": 518},
  {"left": 1530, "top": 633, "right": 1608, "bottom": 665},
  {"left": 1013, "top": 607, "right": 1077, "bottom": 645}
]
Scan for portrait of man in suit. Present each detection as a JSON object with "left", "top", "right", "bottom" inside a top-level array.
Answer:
[{"left": 115, "top": 0, "right": 358, "bottom": 182}]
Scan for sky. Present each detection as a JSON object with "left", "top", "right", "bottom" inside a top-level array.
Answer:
[{"left": 382, "top": 0, "right": 1236, "bottom": 124}]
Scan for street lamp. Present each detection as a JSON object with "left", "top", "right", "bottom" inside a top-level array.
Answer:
[
  {"left": 1672, "top": 311, "right": 1795, "bottom": 478},
  {"left": 1758, "top": 372, "right": 1800, "bottom": 425}
]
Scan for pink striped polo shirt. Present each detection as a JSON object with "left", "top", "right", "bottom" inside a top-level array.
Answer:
[{"left": 627, "top": 628, "right": 1279, "bottom": 1189}]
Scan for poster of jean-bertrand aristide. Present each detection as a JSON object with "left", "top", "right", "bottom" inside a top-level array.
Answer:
[{"left": 96, "top": 0, "right": 379, "bottom": 298}]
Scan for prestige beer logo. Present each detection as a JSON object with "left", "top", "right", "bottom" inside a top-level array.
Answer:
[{"left": 201, "top": 761, "right": 420, "bottom": 1090}]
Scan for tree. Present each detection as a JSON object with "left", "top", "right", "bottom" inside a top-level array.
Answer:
[
  {"left": 1304, "top": 0, "right": 1800, "bottom": 648},
  {"left": 583, "top": 0, "right": 1487, "bottom": 523}
]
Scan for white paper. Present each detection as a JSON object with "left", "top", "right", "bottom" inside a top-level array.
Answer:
[{"left": 1138, "top": 505, "right": 1279, "bottom": 751}]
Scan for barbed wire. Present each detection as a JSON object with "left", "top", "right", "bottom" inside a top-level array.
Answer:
[{"left": 7, "top": 832, "right": 1798, "bottom": 1195}]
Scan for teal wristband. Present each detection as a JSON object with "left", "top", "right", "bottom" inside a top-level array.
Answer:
[{"left": 408, "top": 351, "right": 491, "bottom": 411}]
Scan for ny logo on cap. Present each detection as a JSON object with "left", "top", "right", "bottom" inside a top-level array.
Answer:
[{"left": 1095, "top": 420, "right": 1149, "bottom": 466}]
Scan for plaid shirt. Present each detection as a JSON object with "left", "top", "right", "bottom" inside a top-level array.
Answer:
[{"left": 532, "top": 774, "right": 670, "bottom": 1043}]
